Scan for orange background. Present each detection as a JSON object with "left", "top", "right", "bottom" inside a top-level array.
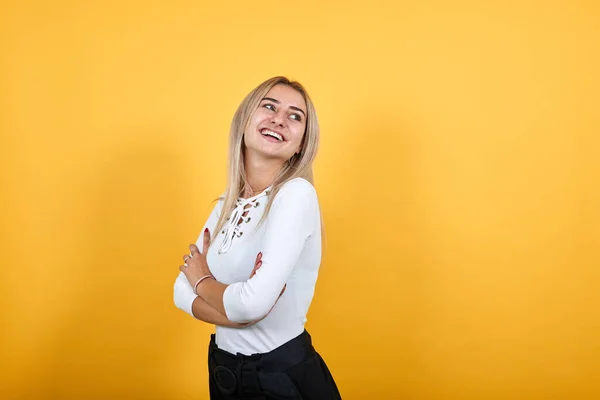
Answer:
[{"left": 1, "top": 1, "right": 599, "bottom": 399}]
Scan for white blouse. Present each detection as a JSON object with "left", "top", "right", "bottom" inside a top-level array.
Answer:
[{"left": 173, "top": 178, "right": 322, "bottom": 355}]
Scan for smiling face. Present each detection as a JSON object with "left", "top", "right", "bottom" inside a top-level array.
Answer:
[{"left": 243, "top": 83, "right": 308, "bottom": 163}]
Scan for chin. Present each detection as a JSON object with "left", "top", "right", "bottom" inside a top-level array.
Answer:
[
  {"left": 245, "top": 145, "right": 278, "bottom": 160},
  {"left": 259, "top": 151, "right": 288, "bottom": 162},
  {"left": 246, "top": 136, "right": 293, "bottom": 162}
]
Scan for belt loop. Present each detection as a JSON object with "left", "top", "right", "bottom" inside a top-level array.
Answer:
[{"left": 240, "top": 361, "right": 261, "bottom": 394}]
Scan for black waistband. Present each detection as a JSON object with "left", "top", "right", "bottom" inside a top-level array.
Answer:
[
  {"left": 209, "top": 329, "right": 314, "bottom": 372},
  {"left": 208, "top": 330, "right": 315, "bottom": 397}
]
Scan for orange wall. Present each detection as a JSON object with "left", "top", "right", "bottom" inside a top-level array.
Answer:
[{"left": 1, "top": 1, "right": 599, "bottom": 399}]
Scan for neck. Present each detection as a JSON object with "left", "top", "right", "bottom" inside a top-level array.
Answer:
[{"left": 242, "top": 152, "right": 283, "bottom": 198}]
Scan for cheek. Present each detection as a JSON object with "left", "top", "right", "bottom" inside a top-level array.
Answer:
[
  {"left": 246, "top": 112, "right": 261, "bottom": 132},
  {"left": 252, "top": 109, "right": 270, "bottom": 125},
  {"left": 290, "top": 126, "right": 306, "bottom": 148}
]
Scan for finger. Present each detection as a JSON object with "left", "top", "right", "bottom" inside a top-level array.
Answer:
[
  {"left": 183, "top": 254, "right": 191, "bottom": 262},
  {"left": 189, "top": 243, "right": 200, "bottom": 256},
  {"left": 202, "top": 228, "right": 211, "bottom": 254},
  {"left": 179, "top": 265, "right": 186, "bottom": 273},
  {"left": 250, "top": 261, "right": 262, "bottom": 278},
  {"left": 252, "top": 252, "right": 263, "bottom": 274},
  {"left": 250, "top": 260, "right": 262, "bottom": 278}
]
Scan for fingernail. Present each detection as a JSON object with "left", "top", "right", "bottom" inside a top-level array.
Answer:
[
  {"left": 204, "top": 228, "right": 208, "bottom": 233},
  {"left": 259, "top": 252, "right": 262, "bottom": 257}
]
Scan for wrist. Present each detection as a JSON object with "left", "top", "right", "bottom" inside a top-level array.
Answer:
[{"left": 193, "top": 274, "right": 215, "bottom": 295}]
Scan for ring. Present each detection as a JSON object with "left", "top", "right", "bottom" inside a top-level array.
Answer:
[
  {"left": 184, "top": 255, "right": 191, "bottom": 261},
  {"left": 184, "top": 262, "right": 188, "bottom": 267}
]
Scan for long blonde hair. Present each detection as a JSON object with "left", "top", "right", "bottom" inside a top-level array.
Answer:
[{"left": 210, "top": 76, "right": 320, "bottom": 245}]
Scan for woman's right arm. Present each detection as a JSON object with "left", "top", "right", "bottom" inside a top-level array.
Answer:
[
  {"left": 192, "top": 292, "right": 251, "bottom": 328},
  {"left": 189, "top": 253, "right": 280, "bottom": 327},
  {"left": 172, "top": 198, "right": 279, "bottom": 327},
  {"left": 173, "top": 198, "right": 246, "bottom": 327},
  {"left": 174, "top": 270, "right": 250, "bottom": 328}
]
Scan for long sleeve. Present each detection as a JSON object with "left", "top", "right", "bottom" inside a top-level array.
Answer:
[
  {"left": 173, "top": 198, "right": 223, "bottom": 317},
  {"left": 222, "top": 178, "right": 319, "bottom": 323},
  {"left": 173, "top": 272, "right": 198, "bottom": 316}
]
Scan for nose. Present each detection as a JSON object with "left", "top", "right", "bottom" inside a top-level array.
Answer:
[{"left": 270, "top": 111, "right": 285, "bottom": 127}]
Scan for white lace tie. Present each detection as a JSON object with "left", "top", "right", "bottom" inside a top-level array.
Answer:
[{"left": 218, "top": 191, "right": 269, "bottom": 254}]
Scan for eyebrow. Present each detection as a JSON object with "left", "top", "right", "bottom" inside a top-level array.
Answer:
[{"left": 262, "top": 97, "right": 306, "bottom": 117}]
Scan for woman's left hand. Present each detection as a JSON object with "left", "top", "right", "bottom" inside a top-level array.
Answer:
[{"left": 180, "top": 228, "right": 213, "bottom": 285}]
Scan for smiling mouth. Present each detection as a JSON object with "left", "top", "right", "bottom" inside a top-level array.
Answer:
[{"left": 260, "top": 128, "right": 284, "bottom": 142}]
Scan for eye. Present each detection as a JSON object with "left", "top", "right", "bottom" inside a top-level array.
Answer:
[
  {"left": 262, "top": 103, "right": 275, "bottom": 111},
  {"left": 289, "top": 113, "right": 302, "bottom": 122}
]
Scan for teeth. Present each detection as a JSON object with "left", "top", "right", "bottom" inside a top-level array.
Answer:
[{"left": 261, "top": 129, "right": 283, "bottom": 141}]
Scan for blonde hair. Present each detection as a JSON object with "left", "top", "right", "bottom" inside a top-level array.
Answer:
[{"left": 210, "top": 76, "right": 320, "bottom": 246}]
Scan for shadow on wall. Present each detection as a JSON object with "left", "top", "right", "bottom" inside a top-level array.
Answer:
[
  {"left": 32, "top": 128, "right": 214, "bottom": 399},
  {"left": 308, "top": 105, "right": 433, "bottom": 398}
]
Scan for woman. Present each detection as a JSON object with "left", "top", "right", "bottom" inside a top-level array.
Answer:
[{"left": 173, "top": 76, "right": 341, "bottom": 399}]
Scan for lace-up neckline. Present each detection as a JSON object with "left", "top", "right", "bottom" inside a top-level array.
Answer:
[{"left": 217, "top": 187, "right": 271, "bottom": 255}]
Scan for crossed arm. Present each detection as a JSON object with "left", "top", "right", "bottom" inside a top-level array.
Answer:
[
  {"left": 173, "top": 178, "right": 317, "bottom": 326},
  {"left": 174, "top": 251, "right": 268, "bottom": 328},
  {"left": 193, "top": 296, "right": 242, "bottom": 327}
]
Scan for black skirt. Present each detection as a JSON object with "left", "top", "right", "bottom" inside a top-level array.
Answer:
[{"left": 208, "top": 330, "right": 342, "bottom": 399}]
